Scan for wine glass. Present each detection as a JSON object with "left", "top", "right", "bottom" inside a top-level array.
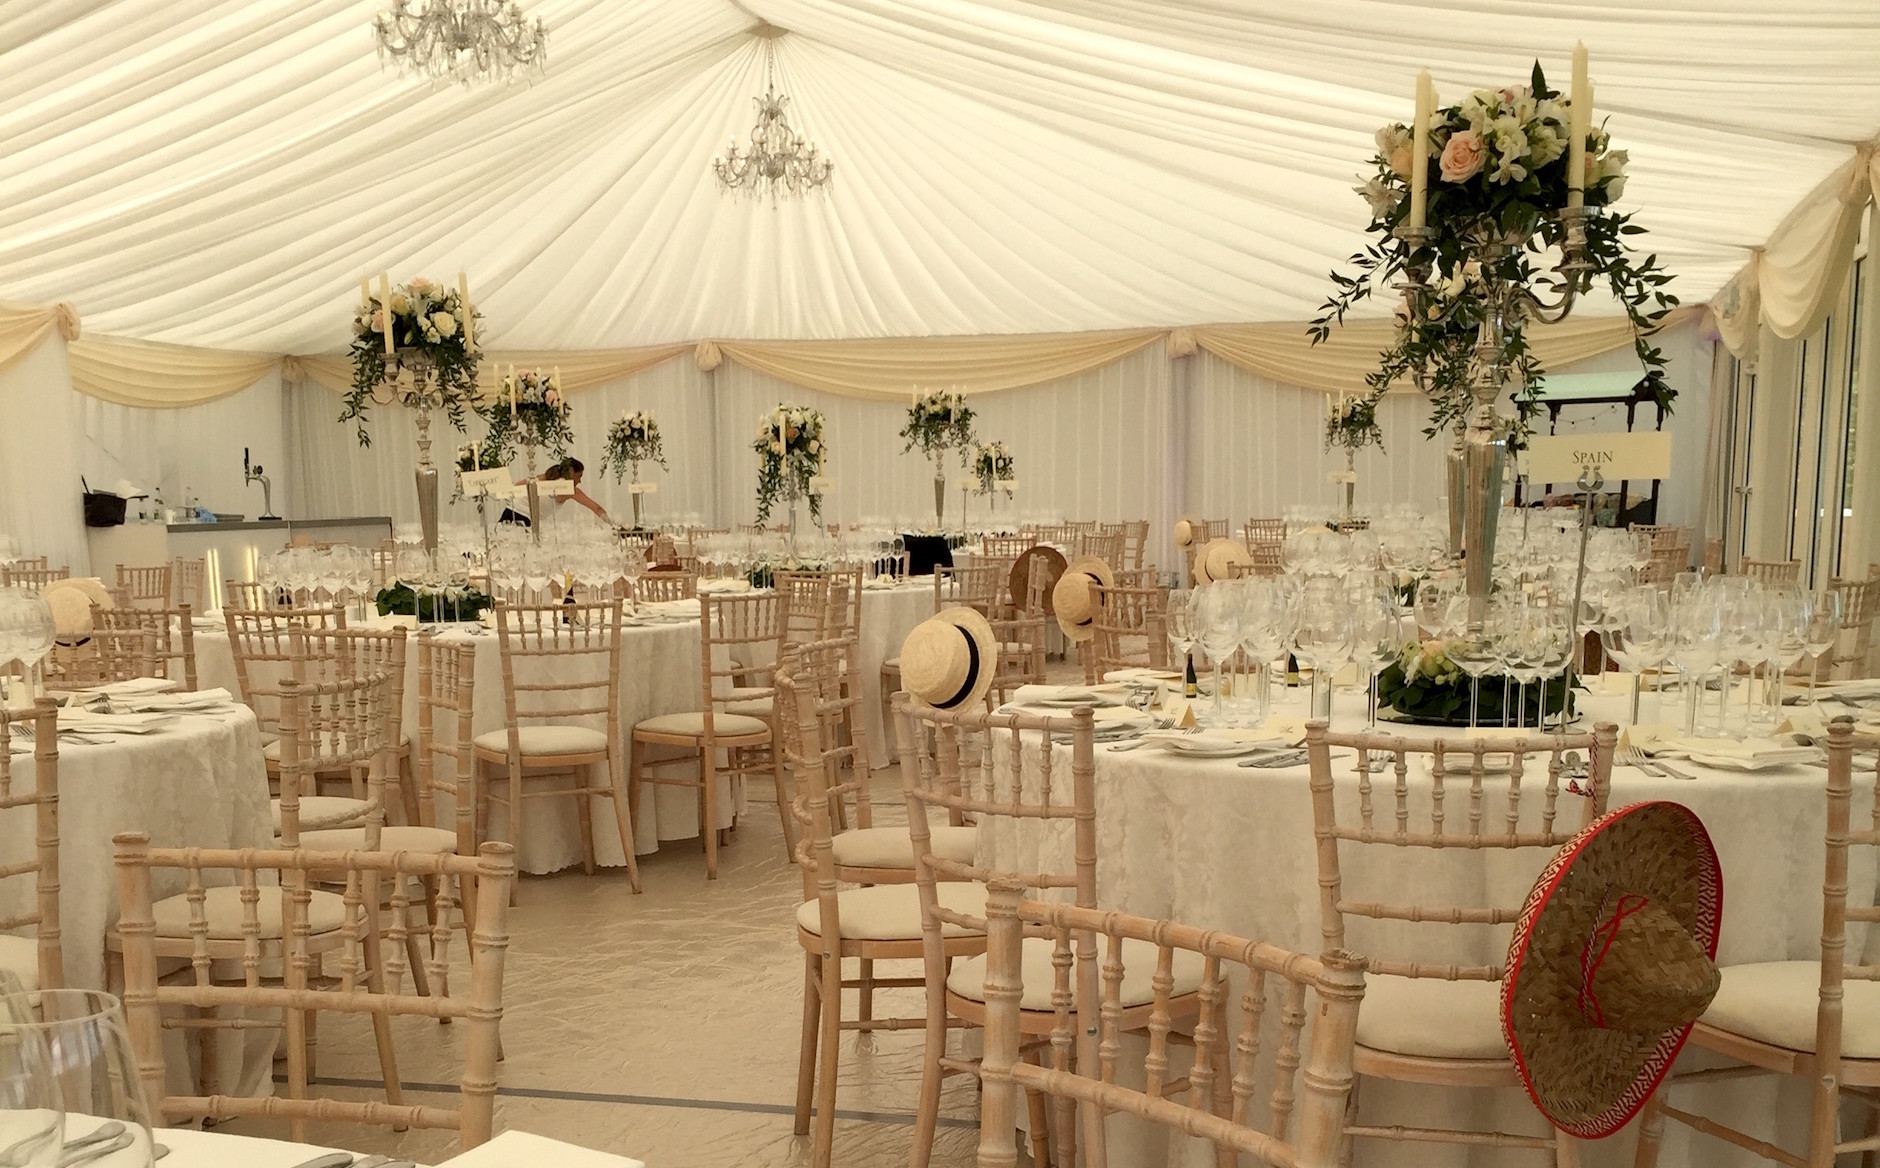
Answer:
[
  {"left": 1759, "top": 588, "right": 1809, "bottom": 727},
  {"left": 1164, "top": 590, "right": 1194, "bottom": 692},
  {"left": 1350, "top": 580, "right": 1401, "bottom": 728},
  {"left": 1530, "top": 604, "right": 1575, "bottom": 730},
  {"left": 0, "top": 1011, "right": 59, "bottom": 1168},
  {"left": 1193, "top": 585, "right": 1242, "bottom": 724},
  {"left": 1802, "top": 589, "right": 1843, "bottom": 707},
  {"left": 1294, "top": 579, "right": 1354, "bottom": 723},
  {"left": 1602, "top": 585, "right": 1669, "bottom": 725},
  {"left": 1671, "top": 589, "right": 1724, "bottom": 736},
  {"left": 2, "top": 990, "right": 154, "bottom": 1167}
]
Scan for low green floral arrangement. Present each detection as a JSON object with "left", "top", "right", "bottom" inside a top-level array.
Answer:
[
  {"left": 746, "top": 557, "right": 828, "bottom": 591},
  {"left": 1376, "top": 639, "right": 1570, "bottom": 726},
  {"left": 375, "top": 580, "right": 494, "bottom": 623}
]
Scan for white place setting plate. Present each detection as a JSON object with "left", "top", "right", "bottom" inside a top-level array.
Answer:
[{"left": 1145, "top": 733, "right": 1289, "bottom": 759}]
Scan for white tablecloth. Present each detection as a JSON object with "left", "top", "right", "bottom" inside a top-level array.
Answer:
[
  {"left": 144, "top": 1126, "right": 647, "bottom": 1168},
  {"left": 190, "top": 582, "right": 932, "bottom": 875},
  {"left": 981, "top": 684, "right": 1856, "bottom": 1167}
]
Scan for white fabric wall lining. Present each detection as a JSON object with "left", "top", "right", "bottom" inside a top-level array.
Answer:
[
  {"left": 0, "top": 338, "right": 88, "bottom": 573},
  {"left": 77, "top": 370, "right": 287, "bottom": 521}
]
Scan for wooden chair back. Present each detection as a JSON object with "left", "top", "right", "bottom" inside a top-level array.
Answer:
[
  {"left": 115, "top": 564, "right": 172, "bottom": 608},
  {"left": 1703, "top": 537, "right": 1725, "bottom": 575},
  {"left": 416, "top": 633, "right": 478, "bottom": 857},
  {"left": 1305, "top": 719, "right": 1614, "bottom": 985},
  {"left": 982, "top": 535, "right": 1034, "bottom": 559},
  {"left": 2, "top": 556, "right": 46, "bottom": 573},
  {"left": 633, "top": 571, "right": 697, "bottom": 602},
  {"left": 1089, "top": 583, "right": 1168, "bottom": 676},
  {"left": 0, "top": 565, "right": 67, "bottom": 589},
  {"left": 94, "top": 604, "right": 197, "bottom": 691},
  {"left": 276, "top": 630, "right": 405, "bottom": 842},
  {"left": 776, "top": 571, "right": 835, "bottom": 648},
  {"left": 701, "top": 591, "right": 783, "bottom": 705},
  {"left": 492, "top": 600, "right": 623, "bottom": 745},
  {"left": 44, "top": 625, "right": 155, "bottom": 690},
  {"left": 113, "top": 832, "right": 514, "bottom": 1148},
  {"left": 223, "top": 606, "right": 350, "bottom": 738},
  {"left": 1099, "top": 521, "right": 1150, "bottom": 571},
  {"left": 0, "top": 700, "right": 61, "bottom": 990},
  {"left": 1830, "top": 574, "right": 1880, "bottom": 679},
  {"left": 223, "top": 581, "right": 291, "bottom": 611},
  {"left": 1245, "top": 518, "right": 1287, "bottom": 575},
  {"left": 1074, "top": 531, "right": 1123, "bottom": 565},
  {"left": 171, "top": 557, "right": 207, "bottom": 609},
  {"left": 778, "top": 638, "right": 873, "bottom": 887},
  {"left": 975, "top": 893, "right": 1366, "bottom": 1168},
  {"left": 935, "top": 563, "right": 1004, "bottom": 616},
  {"left": 1198, "top": 519, "right": 1230, "bottom": 542},
  {"left": 986, "top": 613, "right": 1049, "bottom": 708},
  {"left": 1642, "top": 542, "right": 1690, "bottom": 586},
  {"left": 1741, "top": 557, "right": 1802, "bottom": 587}
]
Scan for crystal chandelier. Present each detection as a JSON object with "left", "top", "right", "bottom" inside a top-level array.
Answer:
[
  {"left": 373, "top": 0, "right": 548, "bottom": 87},
  {"left": 713, "top": 40, "right": 833, "bottom": 199}
]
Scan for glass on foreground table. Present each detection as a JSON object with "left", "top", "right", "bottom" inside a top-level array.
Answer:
[{"left": 0, "top": 990, "right": 155, "bottom": 1168}]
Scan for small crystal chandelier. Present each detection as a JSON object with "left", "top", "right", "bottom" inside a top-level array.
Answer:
[
  {"left": 713, "top": 38, "right": 833, "bottom": 200},
  {"left": 373, "top": 0, "right": 548, "bottom": 87}
]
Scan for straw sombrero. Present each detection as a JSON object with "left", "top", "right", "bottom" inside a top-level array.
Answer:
[
  {"left": 1051, "top": 556, "right": 1114, "bottom": 643},
  {"left": 1172, "top": 517, "right": 1198, "bottom": 550},
  {"left": 42, "top": 577, "right": 115, "bottom": 638},
  {"left": 1191, "top": 538, "right": 1252, "bottom": 585},
  {"left": 1007, "top": 545, "right": 1067, "bottom": 615},
  {"left": 1502, "top": 801, "right": 1722, "bottom": 1138},
  {"left": 899, "top": 607, "right": 998, "bottom": 712}
]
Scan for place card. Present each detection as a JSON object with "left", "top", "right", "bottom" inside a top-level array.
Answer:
[
  {"left": 535, "top": 477, "right": 575, "bottom": 498},
  {"left": 995, "top": 479, "right": 1019, "bottom": 491},
  {"left": 628, "top": 482, "right": 658, "bottom": 495},
  {"left": 459, "top": 468, "right": 514, "bottom": 498},
  {"left": 1327, "top": 470, "right": 1357, "bottom": 484},
  {"left": 807, "top": 475, "right": 833, "bottom": 493},
  {"left": 1525, "top": 431, "right": 1672, "bottom": 484}
]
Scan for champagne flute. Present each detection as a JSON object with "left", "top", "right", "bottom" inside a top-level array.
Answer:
[{"left": 1803, "top": 589, "right": 1843, "bottom": 706}]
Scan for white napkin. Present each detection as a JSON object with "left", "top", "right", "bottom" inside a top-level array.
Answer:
[
  {"left": 1626, "top": 723, "right": 1819, "bottom": 771},
  {"left": 642, "top": 597, "right": 703, "bottom": 619},
  {"left": 113, "top": 687, "right": 235, "bottom": 711},
  {"left": 435, "top": 1130, "right": 645, "bottom": 1168},
  {"left": 76, "top": 677, "right": 178, "bottom": 697},
  {"left": 1102, "top": 668, "right": 1182, "bottom": 684},
  {"left": 695, "top": 578, "right": 752, "bottom": 594},
  {"left": 1010, "top": 684, "right": 1127, "bottom": 707}
]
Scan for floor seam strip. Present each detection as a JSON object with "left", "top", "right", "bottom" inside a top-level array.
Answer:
[{"left": 281, "top": 1075, "right": 976, "bottom": 1129}]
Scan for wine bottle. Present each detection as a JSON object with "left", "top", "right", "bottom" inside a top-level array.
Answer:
[
  {"left": 1285, "top": 652, "right": 1301, "bottom": 687},
  {"left": 1183, "top": 652, "right": 1198, "bottom": 699}
]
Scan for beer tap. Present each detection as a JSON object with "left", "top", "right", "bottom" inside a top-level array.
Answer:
[{"left": 243, "top": 447, "right": 279, "bottom": 520}]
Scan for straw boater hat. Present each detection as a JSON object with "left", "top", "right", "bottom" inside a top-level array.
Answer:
[
  {"left": 1007, "top": 544, "right": 1068, "bottom": 615},
  {"left": 1190, "top": 538, "right": 1252, "bottom": 585},
  {"left": 1502, "top": 801, "right": 1722, "bottom": 1139},
  {"left": 1172, "top": 517, "right": 1198, "bottom": 550},
  {"left": 42, "top": 577, "right": 115, "bottom": 638},
  {"left": 1051, "top": 555, "right": 1114, "bottom": 643},
  {"left": 899, "top": 607, "right": 998, "bottom": 712}
]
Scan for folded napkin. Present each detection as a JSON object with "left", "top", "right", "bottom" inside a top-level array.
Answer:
[
  {"left": 1819, "top": 679, "right": 1880, "bottom": 700},
  {"left": 1103, "top": 668, "right": 1182, "bottom": 684},
  {"left": 1625, "top": 723, "right": 1819, "bottom": 771},
  {"left": 696, "top": 578, "right": 752, "bottom": 594},
  {"left": 435, "top": 1130, "right": 645, "bottom": 1168},
  {"left": 114, "top": 687, "right": 234, "bottom": 711},
  {"left": 56, "top": 709, "right": 175, "bottom": 734},
  {"left": 642, "top": 597, "right": 703, "bottom": 619},
  {"left": 77, "top": 677, "right": 178, "bottom": 697},
  {"left": 1142, "top": 727, "right": 1289, "bottom": 746},
  {"left": 1010, "top": 684, "right": 1128, "bottom": 708}
]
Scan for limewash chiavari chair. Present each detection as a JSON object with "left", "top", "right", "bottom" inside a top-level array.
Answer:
[
  {"left": 0, "top": 700, "right": 61, "bottom": 992},
  {"left": 987, "top": 613, "right": 1050, "bottom": 709},
  {"left": 776, "top": 570, "right": 835, "bottom": 648},
  {"left": 1246, "top": 518, "right": 1288, "bottom": 575},
  {"left": 974, "top": 895, "right": 1368, "bottom": 1168},
  {"left": 172, "top": 557, "right": 206, "bottom": 609},
  {"left": 1633, "top": 721, "right": 1880, "bottom": 1167},
  {"left": 1074, "top": 531, "right": 1124, "bottom": 566},
  {"left": 1829, "top": 573, "right": 1880, "bottom": 679},
  {"left": 1304, "top": 719, "right": 1616, "bottom": 1164},
  {"left": 113, "top": 832, "right": 515, "bottom": 1149},
  {"left": 631, "top": 592, "right": 779, "bottom": 880},
  {"left": 225, "top": 604, "right": 348, "bottom": 737},
  {"left": 1089, "top": 582, "right": 1169, "bottom": 677},
  {"left": 632, "top": 570, "right": 697, "bottom": 603},
  {"left": 1642, "top": 541, "right": 1690, "bottom": 586},
  {"left": 0, "top": 564, "right": 67, "bottom": 589},
  {"left": 115, "top": 563, "right": 172, "bottom": 608},
  {"left": 1740, "top": 557, "right": 1802, "bottom": 588},
  {"left": 983, "top": 535, "right": 1034, "bottom": 559},
  {"left": 897, "top": 701, "right": 1217, "bottom": 1168},
  {"left": 936, "top": 562, "right": 1006, "bottom": 616},
  {"left": 1099, "top": 520, "right": 1150, "bottom": 571},
  {"left": 94, "top": 603, "right": 197, "bottom": 691},
  {"left": 1629, "top": 522, "right": 1687, "bottom": 551},
  {"left": 2, "top": 555, "right": 47, "bottom": 572},
  {"left": 475, "top": 600, "right": 638, "bottom": 891},
  {"left": 782, "top": 643, "right": 987, "bottom": 1168},
  {"left": 43, "top": 628, "right": 153, "bottom": 691}
]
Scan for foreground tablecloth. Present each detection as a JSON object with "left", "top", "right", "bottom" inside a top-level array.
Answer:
[{"left": 980, "top": 684, "right": 1857, "bottom": 1168}]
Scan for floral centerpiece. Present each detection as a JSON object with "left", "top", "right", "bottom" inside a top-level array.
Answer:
[
  {"left": 1377, "top": 639, "right": 1568, "bottom": 726},
  {"left": 969, "top": 440, "right": 1015, "bottom": 497},
  {"left": 375, "top": 579, "right": 493, "bottom": 623},
  {"left": 479, "top": 368, "right": 572, "bottom": 470},
  {"left": 747, "top": 555, "right": 828, "bottom": 591},
  {"left": 601, "top": 410, "right": 667, "bottom": 479},
  {"left": 901, "top": 389, "right": 976, "bottom": 523},
  {"left": 753, "top": 404, "right": 825, "bottom": 525},
  {"left": 1324, "top": 395, "right": 1384, "bottom": 453},
  {"left": 341, "top": 277, "right": 482, "bottom": 447},
  {"left": 1309, "top": 64, "right": 1678, "bottom": 440}
]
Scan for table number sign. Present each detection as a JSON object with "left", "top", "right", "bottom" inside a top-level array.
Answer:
[
  {"left": 459, "top": 468, "right": 514, "bottom": 498},
  {"left": 1525, "top": 431, "right": 1672, "bottom": 485}
]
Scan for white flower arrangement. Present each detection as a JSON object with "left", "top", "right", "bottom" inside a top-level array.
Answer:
[
  {"left": 1324, "top": 394, "right": 1384, "bottom": 453},
  {"left": 480, "top": 368, "right": 573, "bottom": 460},
  {"left": 752, "top": 404, "right": 825, "bottom": 523},
  {"left": 341, "top": 276, "right": 482, "bottom": 446},
  {"left": 900, "top": 389, "right": 976, "bottom": 462},
  {"left": 602, "top": 409, "right": 666, "bottom": 480},
  {"left": 969, "top": 440, "right": 1015, "bottom": 496}
]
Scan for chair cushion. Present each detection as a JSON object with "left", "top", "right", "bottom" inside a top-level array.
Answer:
[
  {"left": 634, "top": 712, "right": 768, "bottom": 739},
  {"left": 270, "top": 796, "right": 371, "bottom": 833},
  {"left": 722, "top": 686, "right": 771, "bottom": 703},
  {"left": 1702, "top": 961, "right": 1880, "bottom": 1057},
  {"left": 1354, "top": 975, "right": 1507, "bottom": 1060},
  {"left": 830, "top": 825, "right": 977, "bottom": 870},
  {"left": 881, "top": 657, "right": 900, "bottom": 674},
  {"left": 293, "top": 825, "right": 461, "bottom": 855},
  {"left": 473, "top": 726, "right": 609, "bottom": 757},
  {"left": 0, "top": 934, "right": 42, "bottom": 992},
  {"left": 949, "top": 936, "right": 1209, "bottom": 1010},
  {"left": 151, "top": 886, "right": 347, "bottom": 940},
  {"left": 721, "top": 697, "right": 773, "bottom": 718},
  {"left": 795, "top": 882, "right": 987, "bottom": 941}
]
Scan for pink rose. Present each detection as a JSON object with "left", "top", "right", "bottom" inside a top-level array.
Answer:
[{"left": 1440, "top": 129, "right": 1486, "bottom": 183}]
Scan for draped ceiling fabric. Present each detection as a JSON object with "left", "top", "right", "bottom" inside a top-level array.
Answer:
[{"left": 2, "top": 1, "right": 1877, "bottom": 381}]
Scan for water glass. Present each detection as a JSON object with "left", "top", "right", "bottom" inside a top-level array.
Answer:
[{"left": 2, "top": 990, "right": 154, "bottom": 1167}]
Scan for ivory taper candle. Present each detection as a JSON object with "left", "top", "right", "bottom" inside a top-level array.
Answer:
[
  {"left": 1409, "top": 69, "right": 1433, "bottom": 230},
  {"left": 1567, "top": 42, "right": 1590, "bottom": 208},
  {"left": 457, "top": 270, "right": 474, "bottom": 350},
  {"left": 378, "top": 272, "right": 394, "bottom": 356}
]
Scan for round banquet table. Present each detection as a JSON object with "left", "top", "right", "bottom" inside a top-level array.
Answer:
[
  {"left": 0, "top": 702, "right": 278, "bottom": 1099},
  {"left": 189, "top": 582, "right": 933, "bottom": 875},
  {"left": 980, "top": 683, "right": 1861, "bottom": 1168}
]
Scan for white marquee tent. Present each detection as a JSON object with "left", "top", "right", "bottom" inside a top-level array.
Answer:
[{"left": 1, "top": 0, "right": 1877, "bottom": 570}]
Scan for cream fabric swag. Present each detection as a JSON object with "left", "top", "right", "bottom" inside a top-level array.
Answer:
[{"left": 15, "top": 309, "right": 1675, "bottom": 409}]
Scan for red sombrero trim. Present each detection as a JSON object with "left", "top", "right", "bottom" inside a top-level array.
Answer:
[{"left": 1499, "top": 801, "right": 1722, "bottom": 1139}]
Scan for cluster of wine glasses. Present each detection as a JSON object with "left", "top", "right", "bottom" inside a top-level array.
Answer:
[
  {"left": 1596, "top": 572, "right": 1841, "bottom": 735},
  {"left": 257, "top": 545, "right": 377, "bottom": 614},
  {"left": 0, "top": 986, "right": 157, "bottom": 1167},
  {"left": 0, "top": 587, "right": 55, "bottom": 705},
  {"left": 1166, "top": 572, "right": 1402, "bottom": 729},
  {"left": 1415, "top": 576, "right": 1577, "bottom": 729}
]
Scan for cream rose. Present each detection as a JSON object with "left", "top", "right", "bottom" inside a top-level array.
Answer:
[
  {"left": 431, "top": 311, "right": 456, "bottom": 337},
  {"left": 1374, "top": 124, "right": 1414, "bottom": 177},
  {"left": 1439, "top": 129, "right": 1486, "bottom": 183}
]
